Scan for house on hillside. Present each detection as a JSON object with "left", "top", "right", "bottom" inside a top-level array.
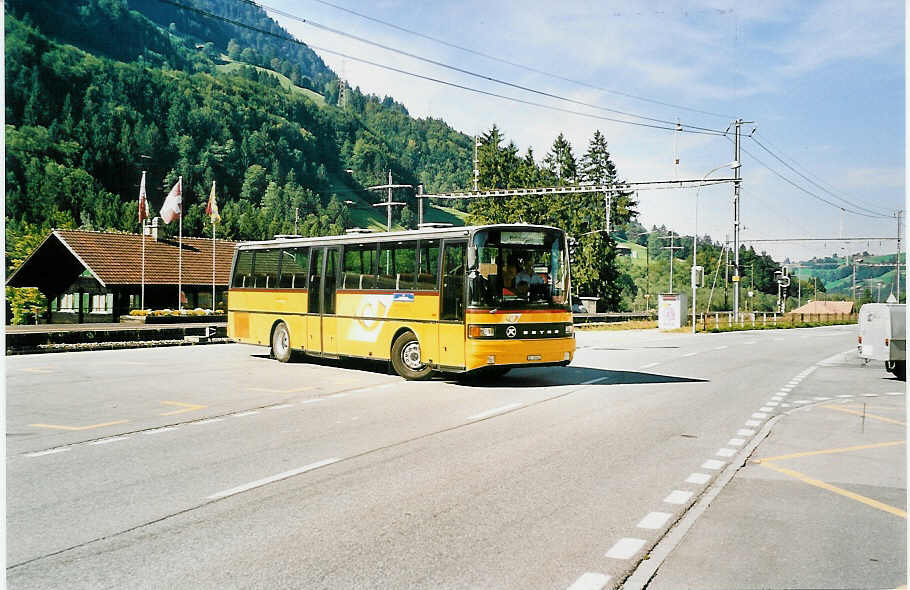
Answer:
[{"left": 6, "top": 228, "right": 237, "bottom": 324}]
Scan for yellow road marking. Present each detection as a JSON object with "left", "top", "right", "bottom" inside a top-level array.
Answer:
[
  {"left": 756, "top": 441, "right": 905, "bottom": 464},
  {"left": 30, "top": 420, "right": 129, "bottom": 431},
  {"left": 249, "top": 386, "right": 315, "bottom": 394},
  {"left": 821, "top": 405, "right": 905, "bottom": 425},
  {"left": 759, "top": 461, "right": 906, "bottom": 519},
  {"left": 159, "top": 401, "right": 207, "bottom": 416},
  {"left": 21, "top": 368, "right": 53, "bottom": 374}
]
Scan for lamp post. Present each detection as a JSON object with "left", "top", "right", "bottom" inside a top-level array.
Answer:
[
  {"left": 692, "top": 160, "right": 740, "bottom": 334},
  {"left": 852, "top": 257, "right": 864, "bottom": 308}
]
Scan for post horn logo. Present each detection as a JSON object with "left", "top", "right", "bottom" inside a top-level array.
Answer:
[{"left": 506, "top": 325, "right": 517, "bottom": 338}]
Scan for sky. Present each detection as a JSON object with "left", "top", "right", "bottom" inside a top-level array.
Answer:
[{"left": 263, "top": 0, "right": 905, "bottom": 262}]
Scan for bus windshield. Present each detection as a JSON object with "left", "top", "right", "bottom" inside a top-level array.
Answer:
[{"left": 468, "top": 228, "right": 570, "bottom": 310}]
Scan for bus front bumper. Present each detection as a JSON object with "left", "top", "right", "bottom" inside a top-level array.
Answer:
[{"left": 465, "top": 337, "right": 575, "bottom": 372}]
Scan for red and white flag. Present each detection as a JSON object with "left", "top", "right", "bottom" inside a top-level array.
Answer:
[
  {"left": 160, "top": 177, "right": 182, "bottom": 224},
  {"left": 138, "top": 171, "right": 151, "bottom": 223},
  {"left": 205, "top": 180, "right": 221, "bottom": 224}
]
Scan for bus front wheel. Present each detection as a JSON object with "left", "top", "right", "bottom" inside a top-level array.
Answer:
[
  {"left": 391, "top": 332, "right": 433, "bottom": 380},
  {"left": 271, "top": 321, "right": 292, "bottom": 363}
]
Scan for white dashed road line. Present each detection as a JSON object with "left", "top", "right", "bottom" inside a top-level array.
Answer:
[
  {"left": 686, "top": 473, "right": 710, "bottom": 485},
  {"left": 637, "top": 512, "right": 673, "bottom": 530},
  {"left": 702, "top": 459, "right": 725, "bottom": 470},
  {"left": 736, "top": 428, "right": 755, "bottom": 436},
  {"left": 466, "top": 403, "right": 523, "bottom": 421},
  {"left": 207, "top": 458, "right": 340, "bottom": 500},
  {"left": 605, "top": 537, "right": 646, "bottom": 559},
  {"left": 715, "top": 448, "right": 736, "bottom": 457},
  {"left": 567, "top": 572, "right": 611, "bottom": 590},
  {"left": 25, "top": 448, "right": 70, "bottom": 457},
  {"left": 231, "top": 411, "right": 259, "bottom": 417},
  {"left": 90, "top": 436, "right": 131, "bottom": 445},
  {"left": 663, "top": 490, "right": 693, "bottom": 504}
]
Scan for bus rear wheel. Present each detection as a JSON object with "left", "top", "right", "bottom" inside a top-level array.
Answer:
[
  {"left": 391, "top": 332, "right": 433, "bottom": 380},
  {"left": 271, "top": 321, "right": 292, "bottom": 363}
]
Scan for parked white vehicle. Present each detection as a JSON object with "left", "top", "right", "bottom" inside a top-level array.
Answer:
[{"left": 858, "top": 303, "right": 906, "bottom": 380}]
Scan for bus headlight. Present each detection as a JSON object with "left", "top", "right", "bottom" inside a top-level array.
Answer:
[
  {"left": 564, "top": 324, "right": 574, "bottom": 335},
  {"left": 469, "top": 325, "right": 496, "bottom": 338}
]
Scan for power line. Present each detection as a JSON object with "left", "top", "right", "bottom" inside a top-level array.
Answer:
[
  {"left": 288, "top": 0, "right": 734, "bottom": 120},
  {"left": 733, "top": 139, "right": 891, "bottom": 219},
  {"left": 749, "top": 134, "right": 890, "bottom": 218},
  {"left": 178, "top": 0, "right": 728, "bottom": 136}
]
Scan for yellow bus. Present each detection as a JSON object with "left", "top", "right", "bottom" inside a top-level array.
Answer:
[{"left": 227, "top": 224, "right": 575, "bottom": 379}]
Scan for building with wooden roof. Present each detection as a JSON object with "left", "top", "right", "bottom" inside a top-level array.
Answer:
[
  {"left": 7, "top": 228, "right": 237, "bottom": 323},
  {"left": 787, "top": 300, "right": 855, "bottom": 316}
]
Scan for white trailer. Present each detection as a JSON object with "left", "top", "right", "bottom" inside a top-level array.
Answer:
[{"left": 858, "top": 303, "right": 906, "bottom": 380}]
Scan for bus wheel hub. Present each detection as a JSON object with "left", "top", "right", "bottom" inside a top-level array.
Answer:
[{"left": 402, "top": 342, "right": 423, "bottom": 369}]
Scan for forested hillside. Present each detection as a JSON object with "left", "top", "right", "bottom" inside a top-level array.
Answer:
[{"left": 6, "top": 0, "right": 796, "bottom": 318}]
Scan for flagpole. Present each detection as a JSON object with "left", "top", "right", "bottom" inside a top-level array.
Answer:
[
  {"left": 178, "top": 175, "right": 183, "bottom": 312},
  {"left": 212, "top": 180, "right": 216, "bottom": 311},
  {"left": 141, "top": 171, "right": 147, "bottom": 310}
]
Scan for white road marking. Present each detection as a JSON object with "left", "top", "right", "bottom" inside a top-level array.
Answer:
[
  {"left": 771, "top": 396, "right": 783, "bottom": 401},
  {"left": 714, "top": 346, "right": 728, "bottom": 350},
  {"left": 780, "top": 403, "right": 792, "bottom": 408},
  {"left": 637, "top": 512, "right": 673, "bottom": 530},
  {"left": 885, "top": 392, "right": 905, "bottom": 396},
  {"left": 208, "top": 458, "right": 340, "bottom": 500},
  {"left": 605, "top": 538, "right": 646, "bottom": 559},
  {"left": 812, "top": 397, "right": 832, "bottom": 401},
  {"left": 268, "top": 404, "right": 294, "bottom": 410},
  {"left": 836, "top": 395, "right": 853, "bottom": 398},
  {"left": 727, "top": 438, "right": 746, "bottom": 447},
  {"left": 862, "top": 394, "right": 879, "bottom": 397},
  {"left": 682, "top": 352, "right": 697, "bottom": 358},
  {"left": 300, "top": 399, "right": 324, "bottom": 404},
  {"left": 766, "top": 402, "right": 779, "bottom": 407},
  {"left": 793, "top": 400, "right": 810, "bottom": 404},
  {"left": 745, "top": 420, "right": 762, "bottom": 427},
  {"left": 467, "top": 403, "right": 523, "bottom": 421},
  {"left": 702, "top": 459, "right": 726, "bottom": 470},
  {"left": 759, "top": 406, "right": 773, "bottom": 412},
  {"left": 716, "top": 448, "right": 736, "bottom": 457},
  {"left": 751, "top": 412, "right": 768, "bottom": 419},
  {"left": 26, "top": 448, "right": 70, "bottom": 457},
  {"left": 686, "top": 473, "right": 710, "bottom": 484},
  {"left": 327, "top": 393, "right": 348, "bottom": 399},
  {"left": 777, "top": 391, "right": 789, "bottom": 397},
  {"left": 143, "top": 426, "right": 179, "bottom": 434},
  {"left": 664, "top": 490, "right": 693, "bottom": 504},
  {"left": 639, "top": 362, "right": 659, "bottom": 369},
  {"left": 231, "top": 411, "right": 259, "bottom": 417},
  {"left": 90, "top": 436, "right": 130, "bottom": 445},
  {"left": 192, "top": 418, "right": 224, "bottom": 425},
  {"left": 736, "top": 429, "right": 755, "bottom": 436},
  {"left": 567, "top": 572, "right": 611, "bottom": 590}
]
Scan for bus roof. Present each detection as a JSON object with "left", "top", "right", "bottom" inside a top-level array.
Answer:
[{"left": 234, "top": 223, "right": 563, "bottom": 250}]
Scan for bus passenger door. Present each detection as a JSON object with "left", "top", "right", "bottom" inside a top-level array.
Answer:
[
  {"left": 438, "top": 240, "right": 467, "bottom": 369},
  {"left": 322, "top": 246, "right": 341, "bottom": 356},
  {"left": 306, "top": 248, "right": 323, "bottom": 353}
]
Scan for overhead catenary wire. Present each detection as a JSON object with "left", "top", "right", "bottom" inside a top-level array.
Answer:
[
  {"left": 269, "top": 0, "right": 735, "bottom": 120},
  {"left": 749, "top": 134, "right": 890, "bottom": 218},
  {"left": 731, "top": 137, "right": 892, "bottom": 219},
  {"left": 161, "top": 0, "right": 728, "bottom": 136}
]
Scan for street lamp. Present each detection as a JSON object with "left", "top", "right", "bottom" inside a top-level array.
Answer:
[
  {"left": 692, "top": 160, "right": 740, "bottom": 334},
  {"left": 852, "top": 257, "right": 864, "bottom": 307}
]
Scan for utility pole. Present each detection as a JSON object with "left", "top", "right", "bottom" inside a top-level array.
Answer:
[
  {"left": 661, "top": 234, "right": 683, "bottom": 292},
  {"left": 895, "top": 209, "right": 903, "bottom": 302},
  {"left": 724, "top": 234, "right": 729, "bottom": 309},
  {"left": 416, "top": 184, "right": 425, "bottom": 226},
  {"left": 473, "top": 135, "right": 480, "bottom": 192},
  {"left": 732, "top": 120, "right": 743, "bottom": 321},
  {"left": 366, "top": 170, "right": 412, "bottom": 231}
]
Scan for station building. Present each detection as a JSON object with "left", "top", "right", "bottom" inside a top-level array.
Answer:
[{"left": 6, "top": 228, "right": 237, "bottom": 323}]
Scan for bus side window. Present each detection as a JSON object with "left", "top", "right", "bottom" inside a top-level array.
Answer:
[
  {"left": 279, "top": 248, "right": 307, "bottom": 289},
  {"left": 416, "top": 239, "right": 440, "bottom": 290},
  {"left": 232, "top": 250, "right": 254, "bottom": 288},
  {"left": 377, "top": 243, "right": 396, "bottom": 290},
  {"left": 343, "top": 244, "right": 376, "bottom": 290},
  {"left": 441, "top": 241, "right": 466, "bottom": 321},
  {"left": 254, "top": 249, "right": 280, "bottom": 289}
]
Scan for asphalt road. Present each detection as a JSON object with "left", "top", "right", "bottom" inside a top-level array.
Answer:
[{"left": 6, "top": 325, "right": 905, "bottom": 589}]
